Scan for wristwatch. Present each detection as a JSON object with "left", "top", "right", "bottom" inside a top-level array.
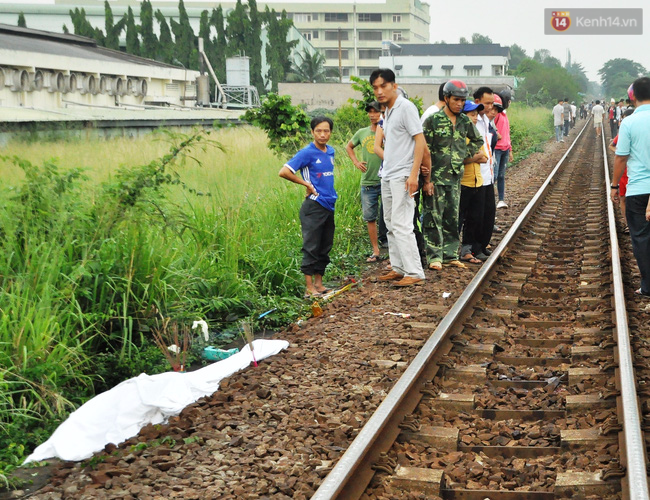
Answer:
[{"left": 610, "top": 185, "right": 619, "bottom": 189}]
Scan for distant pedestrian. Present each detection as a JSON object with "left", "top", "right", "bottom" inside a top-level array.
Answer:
[
  {"left": 346, "top": 101, "right": 385, "bottom": 262},
  {"left": 552, "top": 99, "right": 565, "bottom": 143},
  {"left": 279, "top": 116, "right": 337, "bottom": 298},
  {"left": 370, "top": 68, "right": 426, "bottom": 287},
  {"left": 562, "top": 97, "right": 571, "bottom": 136},
  {"left": 591, "top": 100, "right": 605, "bottom": 138},
  {"left": 422, "top": 80, "right": 483, "bottom": 270},
  {"left": 570, "top": 101, "right": 577, "bottom": 128},
  {"left": 608, "top": 98, "right": 618, "bottom": 137},
  {"left": 612, "top": 76, "right": 650, "bottom": 298},
  {"left": 494, "top": 89, "right": 513, "bottom": 209}
]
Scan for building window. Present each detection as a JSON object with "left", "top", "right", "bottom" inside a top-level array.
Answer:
[
  {"left": 302, "top": 31, "right": 319, "bottom": 41},
  {"left": 313, "top": 31, "right": 319, "bottom": 39},
  {"left": 442, "top": 65, "right": 453, "bottom": 77},
  {"left": 392, "top": 31, "right": 402, "bottom": 41},
  {"left": 325, "top": 30, "right": 348, "bottom": 41},
  {"left": 358, "top": 49, "right": 382, "bottom": 60},
  {"left": 392, "top": 14, "right": 402, "bottom": 22},
  {"left": 467, "top": 68, "right": 480, "bottom": 77},
  {"left": 359, "top": 68, "right": 375, "bottom": 77},
  {"left": 492, "top": 65, "right": 503, "bottom": 76},
  {"left": 341, "top": 68, "right": 350, "bottom": 76},
  {"left": 444, "top": 68, "right": 452, "bottom": 77},
  {"left": 293, "top": 13, "right": 312, "bottom": 23},
  {"left": 324, "top": 13, "right": 348, "bottom": 22},
  {"left": 325, "top": 49, "right": 349, "bottom": 59},
  {"left": 421, "top": 68, "right": 430, "bottom": 76},
  {"left": 394, "top": 64, "right": 402, "bottom": 77},
  {"left": 358, "top": 13, "right": 381, "bottom": 22},
  {"left": 359, "top": 31, "right": 382, "bottom": 41}
]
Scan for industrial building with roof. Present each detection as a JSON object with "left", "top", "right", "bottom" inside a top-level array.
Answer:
[{"left": 0, "top": 23, "right": 244, "bottom": 134}]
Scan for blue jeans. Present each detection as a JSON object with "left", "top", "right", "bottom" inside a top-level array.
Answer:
[
  {"left": 555, "top": 125, "right": 563, "bottom": 142},
  {"left": 494, "top": 149, "right": 510, "bottom": 201},
  {"left": 626, "top": 194, "right": 650, "bottom": 294},
  {"left": 360, "top": 184, "right": 381, "bottom": 222}
]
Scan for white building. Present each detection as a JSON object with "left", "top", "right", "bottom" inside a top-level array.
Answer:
[{"left": 379, "top": 43, "right": 515, "bottom": 89}]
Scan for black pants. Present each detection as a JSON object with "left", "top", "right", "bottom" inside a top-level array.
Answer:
[
  {"left": 299, "top": 199, "right": 335, "bottom": 276},
  {"left": 459, "top": 185, "right": 485, "bottom": 255},
  {"left": 626, "top": 194, "right": 650, "bottom": 294},
  {"left": 610, "top": 119, "right": 618, "bottom": 137},
  {"left": 478, "top": 184, "right": 496, "bottom": 253},
  {"left": 378, "top": 200, "right": 388, "bottom": 245}
]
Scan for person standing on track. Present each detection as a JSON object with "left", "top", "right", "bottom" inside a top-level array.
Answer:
[
  {"left": 370, "top": 68, "right": 426, "bottom": 287},
  {"left": 421, "top": 80, "right": 483, "bottom": 271},
  {"left": 346, "top": 101, "right": 385, "bottom": 263},
  {"left": 279, "top": 116, "right": 337, "bottom": 298},
  {"left": 552, "top": 99, "right": 565, "bottom": 143},
  {"left": 494, "top": 89, "right": 513, "bottom": 209},
  {"left": 562, "top": 97, "right": 571, "bottom": 137},
  {"left": 591, "top": 100, "right": 605, "bottom": 138},
  {"left": 611, "top": 76, "right": 650, "bottom": 298}
]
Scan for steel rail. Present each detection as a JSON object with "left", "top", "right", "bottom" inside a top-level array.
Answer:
[
  {"left": 313, "top": 120, "right": 592, "bottom": 500},
  {"left": 601, "top": 132, "right": 650, "bottom": 499}
]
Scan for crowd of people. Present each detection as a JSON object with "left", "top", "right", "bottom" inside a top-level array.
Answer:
[{"left": 279, "top": 70, "right": 650, "bottom": 300}]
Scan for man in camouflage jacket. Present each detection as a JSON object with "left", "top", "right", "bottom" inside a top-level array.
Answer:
[{"left": 422, "top": 80, "right": 483, "bottom": 268}]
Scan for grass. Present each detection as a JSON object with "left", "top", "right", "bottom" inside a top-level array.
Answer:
[
  {"left": 507, "top": 103, "right": 554, "bottom": 164},
  {"left": 0, "top": 105, "right": 550, "bottom": 483}
]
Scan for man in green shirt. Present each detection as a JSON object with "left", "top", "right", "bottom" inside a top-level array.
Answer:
[
  {"left": 346, "top": 101, "right": 385, "bottom": 262},
  {"left": 422, "top": 80, "right": 483, "bottom": 270}
]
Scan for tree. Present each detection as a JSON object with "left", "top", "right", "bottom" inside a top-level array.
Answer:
[
  {"left": 155, "top": 10, "right": 175, "bottom": 64},
  {"left": 533, "top": 49, "right": 561, "bottom": 68},
  {"left": 125, "top": 6, "right": 140, "bottom": 56},
  {"left": 598, "top": 58, "right": 647, "bottom": 97},
  {"left": 170, "top": 0, "right": 198, "bottom": 69},
  {"left": 210, "top": 6, "right": 227, "bottom": 83},
  {"left": 471, "top": 33, "right": 492, "bottom": 44},
  {"left": 17, "top": 12, "right": 26, "bottom": 27},
  {"left": 226, "top": 0, "right": 250, "bottom": 57},
  {"left": 264, "top": 7, "right": 297, "bottom": 92},
  {"left": 140, "top": 0, "right": 159, "bottom": 60},
  {"left": 69, "top": 7, "right": 105, "bottom": 46},
  {"left": 508, "top": 44, "right": 527, "bottom": 72},
  {"left": 287, "top": 48, "right": 329, "bottom": 83},
  {"left": 104, "top": 1, "right": 126, "bottom": 51},
  {"left": 248, "top": 0, "right": 264, "bottom": 92},
  {"left": 516, "top": 58, "right": 580, "bottom": 106},
  {"left": 565, "top": 61, "right": 588, "bottom": 93}
]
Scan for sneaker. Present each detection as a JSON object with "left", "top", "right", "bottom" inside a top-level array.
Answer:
[
  {"left": 496, "top": 200, "right": 508, "bottom": 209},
  {"left": 393, "top": 276, "right": 424, "bottom": 287},
  {"left": 378, "top": 270, "right": 404, "bottom": 281}
]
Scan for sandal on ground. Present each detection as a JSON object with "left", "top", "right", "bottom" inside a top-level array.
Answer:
[
  {"left": 428, "top": 262, "right": 442, "bottom": 270},
  {"left": 634, "top": 288, "right": 650, "bottom": 297},
  {"left": 460, "top": 254, "right": 482, "bottom": 265},
  {"left": 303, "top": 290, "right": 323, "bottom": 299},
  {"left": 366, "top": 254, "right": 381, "bottom": 263},
  {"left": 445, "top": 260, "right": 467, "bottom": 269}
]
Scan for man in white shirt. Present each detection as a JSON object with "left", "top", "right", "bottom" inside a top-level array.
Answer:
[
  {"left": 591, "top": 100, "right": 605, "bottom": 138},
  {"left": 570, "top": 101, "right": 577, "bottom": 128},
  {"left": 552, "top": 99, "right": 564, "bottom": 143},
  {"left": 420, "top": 82, "right": 446, "bottom": 124}
]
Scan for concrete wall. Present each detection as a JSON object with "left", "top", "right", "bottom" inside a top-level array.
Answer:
[{"left": 278, "top": 82, "right": 439, "bottom": 111}]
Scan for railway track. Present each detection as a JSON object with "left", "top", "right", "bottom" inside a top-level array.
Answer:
[{"left": 314, "top": 121, "right": 650, "bottom": 499}]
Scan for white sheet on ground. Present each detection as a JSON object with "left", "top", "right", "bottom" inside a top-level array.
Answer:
[{"left": 24, "top": 339, "right": 289, "bottom": 464}]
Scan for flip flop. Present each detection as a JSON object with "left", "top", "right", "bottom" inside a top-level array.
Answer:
[
  {"left": 428, "top": 262, "right": 442, "bottom": 270},
  {"left": 460, "top": 254, "right": 482, "bottom": 265},
  {"left": 366, "top": 254, "right": 381, "bottom": 263},
  {"left": 445, "top": 260, "right": 467, "bottom": 269}
]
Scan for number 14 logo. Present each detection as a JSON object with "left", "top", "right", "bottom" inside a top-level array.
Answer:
[{"left": 551, "top": 11, "right": 571, "bottom": 31}]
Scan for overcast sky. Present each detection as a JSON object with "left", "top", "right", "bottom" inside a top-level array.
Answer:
[
  {"left": 4, "top": 0, "right": 648, "bottom": 82},
  {"left": 429, "top": 0, "right": 648, "bottom": 82}
]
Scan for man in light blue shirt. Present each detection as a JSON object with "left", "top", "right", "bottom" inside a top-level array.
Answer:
[{"left": 612, "top": 77, "right": 650, "bottom": 297}]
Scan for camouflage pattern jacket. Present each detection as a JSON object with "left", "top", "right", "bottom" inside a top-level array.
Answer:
[{"left": 423, "top": 110, "right": 483, "bottom": 185}]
